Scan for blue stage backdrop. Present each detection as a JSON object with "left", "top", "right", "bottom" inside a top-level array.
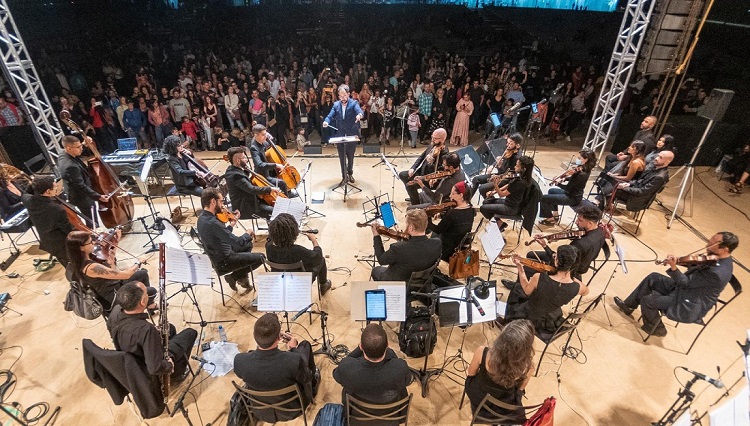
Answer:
[{"left": 450, "top": 0, "right": 616, "bottom": 11}]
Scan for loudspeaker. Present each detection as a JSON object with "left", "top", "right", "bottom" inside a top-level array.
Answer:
[
  {"left": 362, "top": 143, "right": 381, "bottom": 154},
  {"left": 698, "top": 89, "right": 734, "bottom": 122},
  {"left": 476, "top": 138, "right": 508, "bottom": 165},
  {"left": 304, "top": 142, "right": 322, "bottom": 155}
]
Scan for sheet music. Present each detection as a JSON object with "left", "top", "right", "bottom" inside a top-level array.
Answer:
[
  {"left": 255, "top": 272, "right": 312, "bottom": 312},
  {"left": 439, "top": 286, "right": 471, "bottom": 325},
  {"left": 283, "top": 273, "right": 313, "bottom": 312},
  {"left": 271, "top": 197, "right": 307, "bottom": 224},
  {"left": 202, "top": 341, "right": 241, "bottom": 377},
  {"left": 613, "top": 234, "right": 628, "bottom": 274},
  {"left": 159, "top": 220, "right": 182, "bottom": 248},
  {"left": 480, "top": 219, "right": 506, "bottom": 263},
  {"left": 496, "top": 300, "right": 507, "bottom": 317},
  {"left": 709, "top": 385, "right": 749, "bottom": 426},
  {"left": 256, "top": 274, "right": 285, "bottom": 311},
  {"left": 378, "top": 284, "right": 406, "bottom": 322},
  {"left": 165, "top": 247, "right": 213, "bottom": 285}
]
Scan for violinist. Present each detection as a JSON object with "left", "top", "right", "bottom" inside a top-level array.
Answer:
[
  {"left": 408, "top": 152, "right": 464, "bottom": 210},
  {"left": 58, "top": 135, "right": 109, "bottom": 221},
  {"left": 427, "top": 181, "right": 476, "bottom": 262},
  {"left": 399, "top": 128, "right": 449, "bottom": 205},
  {"left": 538, "top": 149, "right": 596, "bottom": 226},
  {"left": 370, "top": 209, "right": 442, "bottom": 282},
  {"left": 479, "top": 155, "right": 534, "bottom": 220},
  {"left": 614, "top": 232, "right": 737, "bottom": 337},
  {"left": 66, "top": 230, "right": 155, "bottom": 313},
  {"left": 163, "top": 135, "right": 206, "bottom": 197},
  {"left": 224, "top": 147, "right": 282, "bottom": 220},
  {"left": 248, "top": 124, "right": 291, "bottom": 197},
  {"left": 503, "top": 245, "right": 588, "bottom": 334},
  {"left": 21, "top": 176, "right": 75, "bottom": 266},
  {"left": 196, "top": 187, "right": 264, "bottom": 292},
  {"left": 470, "top": 133, "right": 522, "bottom": 200}
]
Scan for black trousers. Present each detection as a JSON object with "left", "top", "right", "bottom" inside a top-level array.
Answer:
[
  {"left": 266, "top": 177, "right": 289, "bottom": 196},
  {"left": 399, "top": 170, "right": 421, "bottom": 204},
  {"left": 168, "top": 325, "right": 198, "bottom": 378},
  {"left": 622, "top": 272, "right": 676, "bottom": 327},
  {"left": 336, "top": 141, "right": 357, "bottom": 179},
  {"left": 218, "top": 252, "right": 265, "bottom": 281},
  {"left": 470, "top": 174, "right": 495, "bottom": 199}
]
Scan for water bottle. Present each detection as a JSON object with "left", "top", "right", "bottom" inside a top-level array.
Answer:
[{"left": 218, "top": 325, "right": 227, "bottom": 342}]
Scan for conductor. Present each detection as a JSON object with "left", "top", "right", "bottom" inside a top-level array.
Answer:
[{"left": 323, "top": 85, "right": 364, "bottom": 186}]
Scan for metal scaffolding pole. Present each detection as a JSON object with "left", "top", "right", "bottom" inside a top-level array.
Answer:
[
  {"left": 582, "top": 0, "right": 658, "bottom": 162},
  {"left": 0, "top": 0, "right": 64, "bottom": 168}
]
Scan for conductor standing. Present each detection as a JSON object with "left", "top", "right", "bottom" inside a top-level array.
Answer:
[{"left": 323, "top": 85, "right": 363, "bottom": 186}]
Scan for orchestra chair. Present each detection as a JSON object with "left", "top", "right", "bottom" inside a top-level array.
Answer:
[
  {"left": 533, "top": 293, "right": 603, "bottom": 377},
  {"left": 266, "top": 259, "right": 320, "bottom": 300},
  {"left": 638, "top": 275, "right": 742, "bottom": 355},
  {"left": 23, "top": 153, "right": 48, "bottom": 175},
  {"left": 493, "top": 181, "right": 541, "bottom": 245},
  {"left": 571, "top": 242, "right": 612, "bottom": 324},
  {"left": 231, "top": 381, "right": 309, "bottom": 426},
  {"left": 406, "top": 261, "right": 439, "bottom": 307},
  {"left": 164, "top": 186, "right": 198, "bottom": 217},
  {"left": 458, "top": 391, "right": 542, "bottom": 426},
  {"left": 607, "top": 187, "right": 663, "bottom": 234},
  {"left": 345, "top": 393, "right": 413, "bottom": 426}
]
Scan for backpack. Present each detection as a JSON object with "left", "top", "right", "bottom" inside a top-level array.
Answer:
[
  {"left": 398, "top": 307, "right": 437, "bottom": 358},
  {"left": 312, "top": 403, "right": 345, "bottom": 426}
]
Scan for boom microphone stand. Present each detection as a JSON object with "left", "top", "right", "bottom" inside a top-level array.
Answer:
[
  {"left": 168, "top": 282, "right": 236, "bottom": 355},
  {"left": 312, "top": 310, "right": 349, "bottom": 361},
  {"left": 169, "top": 359, "right": 208, "bottom": 425}
]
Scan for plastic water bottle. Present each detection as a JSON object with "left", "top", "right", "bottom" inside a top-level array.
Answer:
[{"left": 218, "top": 325, "right": 227, "bottom": 342}]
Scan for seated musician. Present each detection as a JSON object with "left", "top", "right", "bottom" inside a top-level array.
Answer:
[
  {"left": 0, "top": 166, "right": 24, "bottom": 221},
  {"left": 398, "top": 128, "right": 449, "bottom": 205},
  {"left": 504, "top": 245, "right": 588, "bottom": 333},
  {"left": 108, "top": 281, "right": 197, "bottom": 384},
  {"left": 427, "top": 181, "right": 476, "bottom": 262},
  {"left": 538, "top": 149, "right": 596, "bottom": 226},
  {"left": 248, "top": 124, "right": 291, "bottom": 197},
  {"left": 614, "top": 232, "right": 737, "bottom": 337},
  {"left": 224, "top": 147, "right": 282, "bottom": 220},
  {"left": 370, "top": 209, "right": 442, "bottom": 282},
  {"left": 22, "top": 176, "right": 74, "bottom": 266},
  {"left": 266, "top": 213, "right": 332, "bottom": 296},
  {"left": 163, "top": 135, "right": 206, "bottom": 197},
  {"left": 66, "top": 230, "right": 156, "bottom": 312},
  {"left": 407, "top": 152, "right": 465, "bottom": 210},
  {"left": 196, "top": 187, "right": 264, "bottom": 291},
  {"left": 479, "top": 155, "right": 534, "bottom": 220},
  {"left": 465, "top": 319, "right": 535, "bottom": 422},
  {"left": 470, "top": 133, "right": 522, "bottom": 200}
]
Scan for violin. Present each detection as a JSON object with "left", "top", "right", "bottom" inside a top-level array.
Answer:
[
  {"left": 356, "top": 222, "right": 410, "bottom": 241},
  {"left": 407, "top": 169, "right": 453, "bottom": 186},
  {"left": 499, "top": 253, "right": 557, "bottom": 274},
  {"left": 502, "top": 145, "right": 519, "bottom": 159},
  {"left": 264, "top": 141, "right": 301, "bottom": 190},
  {"left": 424, "top": 201, "right": 457, "bottom": 217},
  {"left": 655, "top": 253, "right": 720, "bottom": 267},
  {"left": 216, "top": 206, "right": 240, "bottom": 224},
  {"left": 525, "top": 230, "right": 586, "bottom": 246},
  {"left": 551, "top": 166, "right": 582, "bottom": 186},
  {"left": 487, "top": 171, "right": 522, "bottom": 197}
]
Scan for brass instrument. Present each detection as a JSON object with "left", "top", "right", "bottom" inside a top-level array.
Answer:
[{"left": 158, "top": 243, "right": 169, "bottom": 403}]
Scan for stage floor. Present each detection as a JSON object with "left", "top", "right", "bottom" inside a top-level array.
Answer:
[{"left": 1, "top": 140, "right": 748, "bottom": 425}]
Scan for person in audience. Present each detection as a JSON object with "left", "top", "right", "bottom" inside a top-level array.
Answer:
[
  {"left": 234, "top": 313, "right": 318, "bottom": 415},
  {"left": 614, "top": 232, "right": 737, "bottom": 337},
  {"left": 538, "top": 149, "right": 596, "bottom": 225},
  {"left": 602, "top": 150, "right": 674, "bottom": 210},
  {"left": 0, "top": 166, "right": 24, "bottom": 220},
  {"left": 643, "top": 134, "right": 674, "bottom": 173},
  {"left": 22, "top": 176, "right": 74, "bottom": 266},
  {"left": 370, "top": 208, "right": 442, "bottom": 281},
  {"left": 451, "top": 92, "right": 473, "bottom": 146},
  {"left": 465, "top": 319, "right": 534, "bottom": 421},
  {"left": 604, "top": 115, "right": 657, "bottom": 171},
  {"left": 427, "top": 181, "right": 476, "bottom": 262},
  {"left": 163, "top": 135, "right": 205, "bottom": 197},
  {"left": 333, "top": 324, "right": 411, "bottom": 407},
  {"left": 266, "top": 213, "right": 332, "bottom": 296}
]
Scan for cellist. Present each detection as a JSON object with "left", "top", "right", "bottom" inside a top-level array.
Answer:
[
  {"left": 248, "top": 124, "right": 293, "bottom": 197},
  {"left": 224, "top": 147, "right": 283, "bottom": 220},
  {"left": 58, "top": 135, "right": 109, "bottom": 222},
  {"left": 21, "top": 176, "right": 76, "bottom": 266},
  {"left": 163, "top": 135, "right": 206, "bottom": 197}
]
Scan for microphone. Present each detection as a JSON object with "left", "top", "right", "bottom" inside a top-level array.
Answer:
[
  {"left": 681, "top": 367, "right": 724, "bottom": 388},
  {"left": 191, "top": 355, "right": 215, "bottom": 365},
  {"left": 292, "top": 303, "right": 314, "bottom": 321},
  {"left": 472, "top": 278, "right": 490, "bottom": 300},
  {"left": 508, "top": 102, "right": 522, "bottom": 113},
  {"left": 469, "top": 294, "right": 486, "bottom": 316}
]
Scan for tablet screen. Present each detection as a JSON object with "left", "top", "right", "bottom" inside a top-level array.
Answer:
[{"left": 365, "top": 290, "right": 387, "bottom": 321}]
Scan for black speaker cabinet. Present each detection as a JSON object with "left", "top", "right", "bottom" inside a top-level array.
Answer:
[
  {"left": 698, "top": 89, "right": 734, "bottom": 122},
  {"left": 362, "top": 143, "right": 381, "bottom": 154},
  {"left": 304, "top": 142, "right": 322, "bottom": 155}
]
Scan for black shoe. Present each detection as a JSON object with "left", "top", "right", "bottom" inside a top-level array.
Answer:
[
  {"left": 238, "top": 277, "right": 252, "bottom": 290},
  {"left": 348, "top": 175, "right": 355, "bottom": 183},
  {"left": 404, "top": 198, "right": 411, "bottom": 202},
  {"left": 501, "top": 279, "right": 517, "bottom": 290},
  {"left": 642, "top": 322, "right": 667, "bottom": 337},
  {"left": 319, "top": 279, "right": 332, "bottom": 296},
  {"left": 172, "top": 367, "right": 192, "bottom": 384},
  {"left": 613, "top": 297, "right": 634, "bottom": 316},
  {"left": 225, "top": 275, "right": 238, "bottom": 291}
]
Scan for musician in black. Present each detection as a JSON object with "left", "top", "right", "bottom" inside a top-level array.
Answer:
[
  {"left": 21, "top": 176, "right": 74, "bottom": 266},
  {"left": 248, "top": 124, "right": 291, "bottom": 197},
  {"left": 196, "top": 187, "right": 264, "bottom": 291},
  {"left": 538, "top": 149, "right": 596, "bottom": 226},
  {"left": 479, "top": 155, "right": 534, "bottom": 219},
  {"left": 224, "top": 147, "right": 282, "bottom": 220},
  {"left": 399, "top": 128, "right": 449, "bottom": 205},
  {"left": 408, "top": 152, "right": 465, "bottom": 210},
  {"left": 108, "top": 281, "right": 197, "bottom": 383},
  {"left": 470, "top": 133, "right": 522, "bottom": 199},
  {"left": 163, "top": 135, "right": 206, "bottom": 197},
  {"left": 427, "top": 181, "right": 476, "bottom": 261},
  {"left": 371, "top": 209, "right": 442, "bottom": 282},
  {"left": 58, "top": 135, "right": 108, "bottom": 221}
]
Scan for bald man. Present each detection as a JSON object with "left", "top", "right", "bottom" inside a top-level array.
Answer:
[
  {"left": 399, "top": 128, "right": 450, "bottom": 204},
  {"left": 610, "top": 150, "right": 674, "bottom": 210},
  {"left": 605, "top": 115, "right": 657, "bottom": 172},
  {"left": 323, "top": 85, "right": 364, "bottom": 185}
]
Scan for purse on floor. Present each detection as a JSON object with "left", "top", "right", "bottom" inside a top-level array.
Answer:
[{"left": 448, "top": 248, "right": 479, "bottom": 279}]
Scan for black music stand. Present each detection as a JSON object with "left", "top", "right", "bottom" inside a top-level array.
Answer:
[
  {"left": 357, "top": 194, "right": 395, "bottom": 269},
  {"left": 330, "top": 136, "right": 362, "bottom": 201}
]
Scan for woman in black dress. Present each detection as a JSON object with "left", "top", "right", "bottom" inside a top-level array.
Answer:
[
  {"left": 429, "top": 87, "right": 449, "bottom": 134},
  {"left": 428, "top": 181, "right": 476, "bottom": 262}
]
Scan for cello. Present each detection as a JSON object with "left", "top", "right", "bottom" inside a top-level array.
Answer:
[
  {"left": 264, "top": 141, "right": 301, "bottom": 190},
  {"left": 222, "top": 154, "right": 287, "bottom": 206},
  {"left": 181, "top": 148, "right": 220, "bottom": 188},
  {"left": 60, "top": 111, "right": 134, "bottom": 229}
]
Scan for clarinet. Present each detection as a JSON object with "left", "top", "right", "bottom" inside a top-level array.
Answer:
[{"left": 158, "top": 243, "right": 170, "bottom": 403}]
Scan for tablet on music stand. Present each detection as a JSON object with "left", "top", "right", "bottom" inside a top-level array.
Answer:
[{"left": 379, "top": 202, "right": 396, "bottom": 228}]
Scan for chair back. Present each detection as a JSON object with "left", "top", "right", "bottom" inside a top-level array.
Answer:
[
  {"left": 469, "top": 393, "right": 540, "bottom": 426},
  {"left": 231, "top": 381, "right": 308, "bottom": 426},
  {"left": 345, "top": 393, "right": 412, "bottom": 426},
  {"left": 406, "top": 261, "right": 439, "bottom": 299},
  {"left": 538, "top": 293, "right": 602, "bottom": 344},
  {"left": 266, "top": 260, "right": 305, "bottom": 273}
]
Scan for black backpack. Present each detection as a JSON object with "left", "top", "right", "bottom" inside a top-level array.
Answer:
[
  {"left": 312, "top": 403, "right": 345, "bottom": 426},
  {"left": 398, "top": 306, "right": 437, "bottom": 358}
]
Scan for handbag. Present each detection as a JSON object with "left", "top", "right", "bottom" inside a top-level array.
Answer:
[
  {"left": 298, "top": 104, "right": 308, "bottom": 123},
  {"left": 449, "top": 248, "right": 479, "bottom": 279},
  {"left": 525, "top": 396, "right": 555, "bottom": 426},
  {"left": 268, "top": 118, "right": 277, "bottom": 127},
  {"left": 63, "top": 280, "right": 104, "bottom": 320}
]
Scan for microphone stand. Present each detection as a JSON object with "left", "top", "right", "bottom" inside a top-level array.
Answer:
[
  {"left": 169, "top": 359, "right": 207, "bottom": 425},
  {"left": 652, "top": 375, "right": 700, "bottom": 426},
  {"left": 312, "top": 310, "right": 348, "bottom": 361}
]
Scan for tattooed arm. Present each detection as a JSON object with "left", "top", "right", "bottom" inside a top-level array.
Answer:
[{"left": 84, "top": 262, "right": 139, "bottom": 280}]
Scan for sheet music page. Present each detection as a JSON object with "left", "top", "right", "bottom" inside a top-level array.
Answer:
[
  {"left": 470, "top": 283, "right": 497, "bottom": 324},
  {"left": 480, "top": 219, "right": 506, "bottom": 264},
  {"left": 709, "top": 385, "right": 749, "bottom": 426},
  {"left": 165, "top": 247, "right": 213, "bottom": 285},
  {"left": 282, "top": 272, "right": 313, "bottom": 312},
  {"left": 255, "top": 273, "right": 285, "bottom": 312},
  {"left": 202, "top": 341, "right": 241, "bottom": 377},
  {"left": 378, "top": 283, "right": 406, "bottom": 322},
  {"left": 270, "top": 197, "right": 307, "bottom": 224}
]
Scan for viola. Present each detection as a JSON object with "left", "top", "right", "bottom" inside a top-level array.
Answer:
[
  {"left": 264, "top": 142, "right": 301, "bottom": 190},
  {"left": 502, "top": 146, "right": 519, "bottom": 159},
  {"left": 424, "top": 201, "right": 457, "bottom": 217},
  {"left": 356, "top": 222, "right": 410, "bottom": 241},
  {"left": 551, "top": 166, "right": 582, "bottom": 186},
  {"left": 216, "top": 206, "right": 239, "bottom": 224},
  {"left": 91, "top": 227, "right": 120, "bottom": 264},
  {"left": 525, "top": 230, "right": 586, "bottom": 246},
  {"left": 655, "top": 254, "right": 720, "bottom": 267},
  {"left": 498, "top": 253, "right": 558, "bottom": 274},
  {"left": 182, "top": 150, "right": 219, "bottom": 188},
  {"left": 407, "top": 169, "right": 453, "bottom": 186}
]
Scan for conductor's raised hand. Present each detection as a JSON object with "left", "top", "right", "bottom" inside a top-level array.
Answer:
[{"left": 322, "top": 121, "right": 329, "bottom": 128}]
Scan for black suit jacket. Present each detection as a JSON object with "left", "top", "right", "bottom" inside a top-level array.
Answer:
[
  {"left": 666, "top": 258, "right": 733, "bottom": 323},
  {"left": 21, "top": 194, "right": 74, "bottom": 264},
  {"left": 58, "top": 152, "right": 100, "bottom": 213},
  {"left": 410, "top": 146, "right": 450, "bottom": 176},
  {"left": 373, "top": 235, "right": 442, "bottom": 281},
  {"left": 249, "top": 140, "right": 277, "bottom": 179},
  {"left": 196, "top": 210, "right": 253, "bottom": 265},
  {"left": 543, "top": 226, "right": 605, "bottom": 277},
  {"left": 333, "top": 347, "right": 411, "bottom": 405},
  {"left": 224, "top": 165, "right": 273, "bottom": 219},
  {"left": 166, "top": 155, "right": 199, "bottom": 189},
  {"left": 618, "top": 167, "right": 669, "bottom": 211}
]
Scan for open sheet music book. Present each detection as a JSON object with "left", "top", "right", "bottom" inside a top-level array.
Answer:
[
  {"left": 270, "top": 197, "right": 307, "bottom": 224},
  {"left": 255, "top": 272, "right": 313, "bottom": 312}
]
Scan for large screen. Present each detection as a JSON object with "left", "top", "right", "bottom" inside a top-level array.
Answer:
[{"left": 469, "top": 0, "right": 616, "bottom": 11}]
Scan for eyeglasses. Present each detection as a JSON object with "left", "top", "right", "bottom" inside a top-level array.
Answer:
[{"left": 83, "top": 241, "right": 93, "bottom": 246}]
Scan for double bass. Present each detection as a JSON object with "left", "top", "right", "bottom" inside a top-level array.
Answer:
[{"left": 60, "top": 111, "right": 134, "bottom": 229}]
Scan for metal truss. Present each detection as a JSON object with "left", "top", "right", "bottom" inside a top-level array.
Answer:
[
  {"left": 0, "top": 0, "right": 64, "bottom": 167},
  {"left": 582, "top": 0, "right": 659, "bottom": 161}
]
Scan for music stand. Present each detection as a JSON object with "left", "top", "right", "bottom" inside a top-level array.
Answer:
[
  {"left": 357, "top": 194, "right": 395, "bottom": 269},
  {"left": 298, "top": 161, "right": 325, "bottom": 219},
  {"left": 378, "top": 154, "right": 402, "bottom": 206},
  {"left": 389, "top": 106, "right": 410, "bottom": 164},
  {"left": 330, "top": 136, "right": 362, "bottom": 201}
]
